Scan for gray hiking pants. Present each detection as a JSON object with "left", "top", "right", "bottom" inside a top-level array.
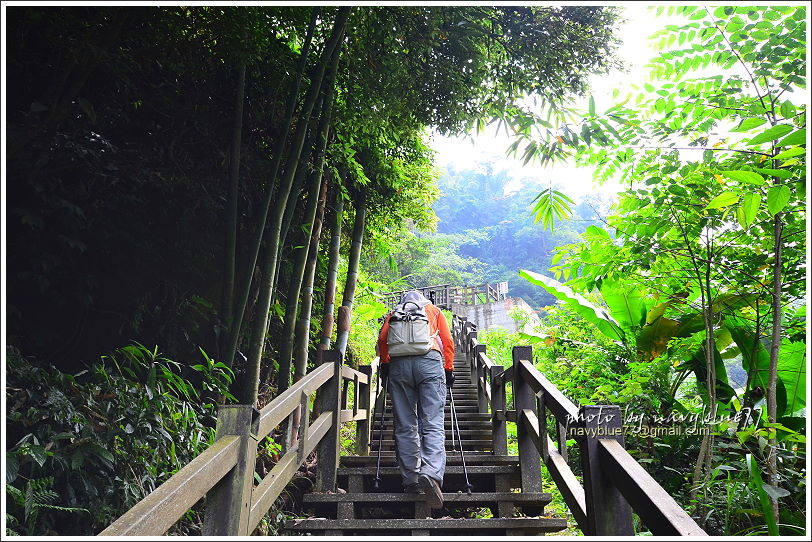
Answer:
[{"left": 387, "top": 349, "right": 447, "bottom": 487}]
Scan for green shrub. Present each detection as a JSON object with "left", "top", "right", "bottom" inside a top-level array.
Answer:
[{"left": 5, "top": 343, "right": 234, "bottom": 536}]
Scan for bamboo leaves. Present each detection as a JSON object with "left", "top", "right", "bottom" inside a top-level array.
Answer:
[{"left": 530, "top": 187, "right": 574, "bottom": 230}]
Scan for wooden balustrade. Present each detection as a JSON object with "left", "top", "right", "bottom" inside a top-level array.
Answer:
[
  {"left": 382, "top": 282, "right": 508, "bottom": 309},
  {"left": 452, "top": 317, "right": 707, "bottom": 537},
  {"left": 99, "top": 349, "right": 379, "bottom": 536}
]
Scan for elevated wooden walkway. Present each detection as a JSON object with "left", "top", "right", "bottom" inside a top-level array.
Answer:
[{"left": 99, "top": 309, "right": 708, "bottom": 537}]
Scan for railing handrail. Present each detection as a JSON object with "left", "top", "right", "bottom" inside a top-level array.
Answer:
[
  {"left": 380, "top": 282, "right": 507, "bottom": 309},
  {"left": 99, "top": 349, "right": 379, "bottom": 536},
  {"left": 452, "top": 315, "right": 707, "bottom": 537},
  {"left": 99, "top": 435, "right": 242, "bottom": 536}
]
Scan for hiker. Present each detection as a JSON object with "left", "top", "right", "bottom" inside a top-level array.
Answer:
[{"left": 377, "top": 290, "right": 455, "bottom": 508}]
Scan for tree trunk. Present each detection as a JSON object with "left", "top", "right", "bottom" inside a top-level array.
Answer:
[
  {"left": 334, "top": 195, "right": 366, "bottom": 359},
  {"left": 273, "top": 109, "right": 335, "bottom": 394},
  {"left": 287, "top": 177, "right": 329, "bottom": 450},
  {"left": 222, "top": 7, "right": 319, "bottom": 372},
  {"left": 237, "top": 8, "right": 350, "bottom": 405},
  {"left": 689, "top": 236, "right": 720, "bottom": 528},
  {"left": 220, "top": 61, "right": 247, "bottom": 357},
  {"left": 272, "top": 93, "right": 325, "bottom": 295},
  {"left": 319, "top": 186, "right": 344, "bottom": 351},
  {"left": 767, "top": 209, "right": 783, "bottom": 526},
  {"left": 294, "top": 178, "right": 329, "bottom": 381}
]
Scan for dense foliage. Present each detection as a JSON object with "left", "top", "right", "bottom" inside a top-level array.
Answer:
[
  {"left": 361, "top": 4, "right": 806, "bottom": 536},
  {"left": 494, "top": 4, "right": 806, "bottom": 536},
  {"left": 5, "top": 344, "right": 233, "bottom": 535},
  {"left": 5, "top": 5, "right": 623, "bottom": 536}
]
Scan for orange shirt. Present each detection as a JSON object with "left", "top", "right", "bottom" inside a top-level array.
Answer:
[{"left": 377, "top": 304, "right": 455, "bottom": 370}]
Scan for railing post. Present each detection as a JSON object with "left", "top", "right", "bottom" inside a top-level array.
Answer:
[
  {"left": 577, "top": 404, "right": 633, "bottom": 536},
  {"left": 490, "top": 364, "right": 507, "bottom": 455},
  {"left": 466, "top": 330, "right": 477, "bottom": 373},
  {"left": 356, "top": 365, "right": 373, "bottom": 455},
  {"left": 315, "top": 350, "right": 342, "bottom": 492},
  {"left": 512, "top": 347, "right": 542, "bottom": 496},
  {"left": 202, "top": 405, "right": 259, "bottom": 536},
  {"left": 458, "top": 317, "right": 467, "bottom": 352},
  {"left": 475, "top": 343, "right": 487, "bottom": 414}
]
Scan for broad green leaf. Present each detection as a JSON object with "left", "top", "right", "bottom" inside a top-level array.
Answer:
[
  {"left": 755, "top": 168, "right": 793, "bottom": 180},
  {"left": 588, "top": 95, "right": 596, "bottom": 116},
  {"left": 766, "top": 185, "right": 791, "bottom": 215},
  {"left": 705, "top": 191, "right": 739, "bottom": 209},
  {"left": 637, "top": 312, "right": 681, "bottom": 361},
  {"left": 731, "top": 117, "right": 767, "bottom": 132},
  {"left": 762, "top": 484, "right": 791, "bottom": 500},
  {"left": 24, "top": 444, "right": 48, "bottom": 467},
  {"left": 726, "top": 314, "right": 769, "bottom": 388},
  {"left": 7, "top": 454, "right": 19, "bottom": 484},
  {"left": 777, "top": 339, "right": 806, "bottom": 416},
  {"left": 777, "top": 128, "right": 806, "bottom": 146},
  {"left": 737, "top": 192, "right": 760, "bottom": 229},
  {"left": 520, "top": 269, "right": 625, "bottom": 342},
  {"left": 598, "top": 279, "right": 648, "bottom": 333},
  {"left": 747, "top": 454, "right": 779, "bottom": 535},
  {"left": 355, "top": 302, "right": 389, "bottom": 321},
  {"left": 772, "top": 147, "right": 805, "bottom": 160},
  {"left": 720, "top": 170, "right": 765, "bottom": 185},
  {"left": 585, "top": 225, "right": 611, "bottom": 240},
  {"left": 747, "top": 124, "right": 793, "bottom": 145},
  {"left": 778, "top": 101, "right": 796, "bottom": 119}
]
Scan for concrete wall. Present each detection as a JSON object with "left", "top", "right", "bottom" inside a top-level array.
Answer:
[{"left": 451, "top": 297, "right": 540, "bottom": 334}]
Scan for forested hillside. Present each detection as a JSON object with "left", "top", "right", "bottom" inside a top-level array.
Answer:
[{"left": 359, "top": 160, "right": 613, "bottom": 309}]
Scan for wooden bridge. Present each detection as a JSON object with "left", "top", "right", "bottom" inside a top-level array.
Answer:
[{"left": 99, "top": 311, "right": 707, "bottom": 536}]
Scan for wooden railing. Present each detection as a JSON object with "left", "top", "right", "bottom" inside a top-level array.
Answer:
[
  {"left": 99, "top": 350, "right": 380, "bottom": 536},
  {"left": 98, "top": 308, "right": 706, "bottom": 537},
  {"left": 453, "top": 315, "right": 708, "bottom": 537},
  {"left": 381, "top": 282, "right": 508, "bottom": 309}
]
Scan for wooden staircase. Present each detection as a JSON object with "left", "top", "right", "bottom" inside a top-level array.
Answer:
[
  {"left": 101, "top": 310, "right": 707, "bottom": 537},
  {"left": 284, "top": 352, "right": 568, "bottom": 535}
]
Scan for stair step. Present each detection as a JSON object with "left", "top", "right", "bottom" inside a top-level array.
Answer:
[
  {"left": 337, "top": 465, "right": 516, "bottom": 476},
  {"left": 341, "top": 455, "right": 520, "bottom": 467},
  {"left": 372, "top": 432, "right": 493, "bottom": 445},
  {"left": 303, "top": 491, "right": 552, "bottom": 505},
  {"left": 371, "top": 440, "right": 494, "bottom": 451},
  {"left": 284, "top": 517, "right": 568, "bottom": 534},
  {"left": 380, "top": 412, "right": 491, "bottom": 419}
]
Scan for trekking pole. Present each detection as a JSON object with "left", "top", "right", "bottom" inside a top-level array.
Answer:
[
  {"left": 449, "top": 388, "right": 473, "bottom": 494},
  {"left": 450, "top": 393, "right": 457, "bottom": 452},
  {"left": 373, "top": 374, "right": 389, "bottom": 490}
]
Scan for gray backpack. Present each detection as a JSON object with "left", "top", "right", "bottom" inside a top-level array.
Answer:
[{"left": 387, "top": 301, "right": 433, "bottom": 357}]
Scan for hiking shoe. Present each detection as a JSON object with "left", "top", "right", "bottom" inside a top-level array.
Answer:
[
  {"left": 418, "top": 474, "right": 443, "bottom": 509},
  {"left": 403, "top": 482, "right": 422, "bottom": 494}
]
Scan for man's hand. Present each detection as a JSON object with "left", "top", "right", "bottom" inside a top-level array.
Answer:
[{"left": 445, "top": 369, "right": 455, "bottom": 389}]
